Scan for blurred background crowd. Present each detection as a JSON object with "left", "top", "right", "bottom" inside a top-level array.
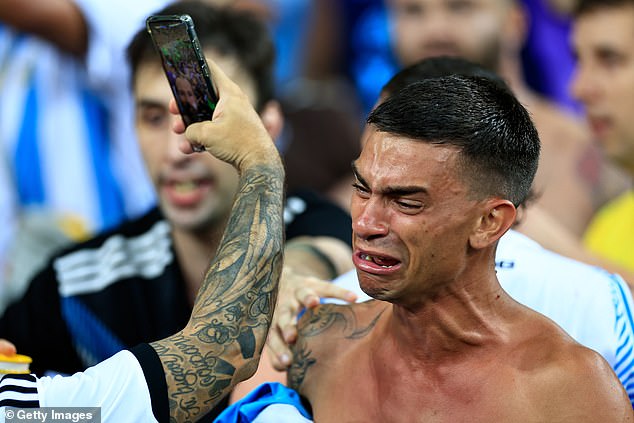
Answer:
[{"left": 0, "top": 0, "right": 631, "bottom": 321}]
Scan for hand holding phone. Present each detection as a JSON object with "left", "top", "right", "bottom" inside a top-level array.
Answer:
[
  {"left": 146, "top": 14, "right": 218, "bottom": 152},
  {"left": 168, "top": 52, "right": 281, "bottom": 171}
]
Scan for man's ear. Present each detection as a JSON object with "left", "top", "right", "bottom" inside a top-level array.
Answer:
[
  {"left": 469, "top": 200, "right": 516, "bottom": 250},
  {"left": 259, "top": 100, "right": 284, "bottom": 142}
]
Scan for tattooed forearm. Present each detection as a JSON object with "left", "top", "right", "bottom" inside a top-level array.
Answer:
[{"left": 151, "top": 164, "right": 285, "bottom": 422}]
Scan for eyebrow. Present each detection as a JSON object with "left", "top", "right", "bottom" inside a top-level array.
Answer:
[
  {"left": 135, "top": 99, "right": 167, "bottom": 109},
  {"left": 351, "top": 161, "right": 428, "bottom": 197}
]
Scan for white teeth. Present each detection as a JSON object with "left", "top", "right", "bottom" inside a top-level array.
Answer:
[
  {"left": 361, "top": 253, "right": 394, "bottom": 268},
  {"left": 173, "top": 181, "right": 197, "bottom": 193}
]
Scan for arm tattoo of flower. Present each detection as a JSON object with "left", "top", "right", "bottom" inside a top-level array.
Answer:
[{"left": 151, "top": 164, "right": 285, "bottom": 422}]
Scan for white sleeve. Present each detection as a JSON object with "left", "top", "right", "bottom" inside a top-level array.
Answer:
[{"left": 38, "top": 350, "right": 158, "bottom": 423}]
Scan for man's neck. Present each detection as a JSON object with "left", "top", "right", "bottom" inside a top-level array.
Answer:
[
  {"left": 382, "top": 276, "right": 518, "bottom": 364},
  {"left": 172, "top": 226, "right": 226, "bottom": 306}
]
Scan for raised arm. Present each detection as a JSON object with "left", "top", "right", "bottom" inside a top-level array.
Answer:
[
  {"left": 150, "top": 57, "right": 285, "bottom": 422},
  {"left": 0, "top": 0, "right": 88, "bottom": 56}
]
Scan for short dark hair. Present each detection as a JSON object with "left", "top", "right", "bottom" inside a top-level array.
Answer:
[
  {"left": 127, "top": 0, "right": 275, "bottom": 111},
  {"left": 381, "top": 56, "right": 509, "bottom": 97},
  {"left": 573, "top": 0, "right": 634, "bottom": 17},
  {"left": 368, "top": 75, "right": 540, "bottom": 207}
]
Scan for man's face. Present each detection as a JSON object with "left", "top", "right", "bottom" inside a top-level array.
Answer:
[
  {"left": 175, "top": 77, "right": 198, "bottom": 110},
  {"left": 134, "top": 52, "right": 258, "bottom": 232},
  {"left": 571, "top": 5, "right": 634, "bottom": 175},
  {"left": 387, "top": 0, "right": 513, "bottom": 70},
  {"left": 350, "top": 128, "right": 483, "bottom": 307}
]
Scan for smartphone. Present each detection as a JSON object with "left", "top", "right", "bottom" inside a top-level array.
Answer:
[{"left": 146, "top": 14, "right": 218, "bottom": 151}]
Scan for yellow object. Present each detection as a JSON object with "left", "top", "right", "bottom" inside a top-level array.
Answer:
[
  {"left": 584, "top": 191, "right": 634, "bottom": 274},
  {"left": 0, "top": 353, "right": 32, "bottom": 374},
  {"left": 58, "top": 214, "right": 91, "bottom": 241}
]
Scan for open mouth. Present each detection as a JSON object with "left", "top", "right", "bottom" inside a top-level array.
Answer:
[
  {"left": 359, "top": 253, "right": 400, "bottom": 269},
  {"left": 163, "top": 179, "right": 211, "bottom": 206},
  {"left": 588, "top": 116, "right": 611, "bottom": 139}
]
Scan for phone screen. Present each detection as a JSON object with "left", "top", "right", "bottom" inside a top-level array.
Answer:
[{"left": 146, "top": 15, "right": 218, "bottom": 129}]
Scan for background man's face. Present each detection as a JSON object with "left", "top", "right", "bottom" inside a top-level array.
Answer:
[
  {"left": 571, "top": 5, "right": 634, "bottom": 174},
  {"left": 133, "top": 51, "right": 258, "bottom": 232},
  {"left": 387, "top": 0, "right": 513, "bottom": 70}
]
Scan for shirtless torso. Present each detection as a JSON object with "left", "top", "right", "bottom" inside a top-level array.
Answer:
[{"left": 290, "top": 298, "right": 632, "bottom": 423}]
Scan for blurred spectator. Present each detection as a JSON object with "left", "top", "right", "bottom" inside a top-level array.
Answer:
[
  {"left": 0, "top": 0, "right": 170, "bottom": 302},
  {"left": 571, "top": 0, "right": 634, "bottom": 277},
  {"left": 247, "top": 0, "right": 364, "bottom": 211}
]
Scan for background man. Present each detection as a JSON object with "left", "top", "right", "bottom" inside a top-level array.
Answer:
[
  {"left": 571, "top": 0, "right": 634, "bottom": 278},
  {"left": 0, "top": 51, "right": 285, "bottom": 423},
  {"left": 0, "top": 0, "right": 354, "bottom": 384}
]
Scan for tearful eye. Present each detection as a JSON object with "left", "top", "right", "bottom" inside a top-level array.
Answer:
[
  {"left": 352, "top": 183, "right": 370, "bottom": 198},
  {"left": 397, "top": 201, "right": 418, "bottom": 209}
]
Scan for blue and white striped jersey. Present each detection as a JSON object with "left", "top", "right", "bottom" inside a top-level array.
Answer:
[{"left": 0, "top": 0, "right": 171, "bottom": 286}]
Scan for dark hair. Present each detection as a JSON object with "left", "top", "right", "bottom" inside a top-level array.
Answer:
[
  {"left": 127, "top": 0, "right": 275, "bottom": 111},
  {"left": 378, "top": 56, "right": 538, "bottom": 210},
  {"left": 573, "top": 0, "right": 634, "bottom": 17},
  {"left": 382, "top": 56, "right": 509, "bottom": 97},
  {"left": 368, "top": 75, "right": 540, "bottom": 207}
]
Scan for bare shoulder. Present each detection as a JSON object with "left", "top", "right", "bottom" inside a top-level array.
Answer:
[
  {"left": 527, "top": 327, "right": 633, "bottom": 421},
  {"left": 288, "top": 300, "right": 387, "bottom": 392}
]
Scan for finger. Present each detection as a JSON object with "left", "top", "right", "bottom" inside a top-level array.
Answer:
[
  {"left": 274, "top": 303, "right": 298, "bottom": 333},
  {"left": 281, "top": 319, "right": 299, "bottom": 345},
  {"left": 205, "top": 56, "right": 240, "bottom": 97},
  {"left": 266, "top": 329, "right": 293, "bottom": 370},
  {"left": 0, "top": 339, "right": 17, "bottom": 356},
  {"left": 273, "top": 302, "right": 300, "bottom": 345},
  {"left": 178, "top": 138, "right": 195, "bottom": 154},
  {"left": 295, "top": 287, "right": 320, "bottom": 309},
  {"left": 171, "top": 113, "right": 186, "bottom": 135},
  {"left": 300, "top": 281, "right": 358, "bottom": 305},
  {"left": 169, "top": 98, "right": 180, "bottom": 115}
]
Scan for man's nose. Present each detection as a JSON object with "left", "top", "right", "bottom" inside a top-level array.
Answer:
[
  {"left": 352, "top": 197, "right": 389, "bottom": 240},
  {"left": 570, "top": 64, "right": 599, "bottom": 104}
]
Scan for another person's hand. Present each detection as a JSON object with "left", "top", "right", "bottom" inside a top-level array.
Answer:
[
  {"left": 266, "top": 267, "right": 356, "bottom": 370},
  {"left": 0, "top": 339, "right": 17, "bottom": 356}
]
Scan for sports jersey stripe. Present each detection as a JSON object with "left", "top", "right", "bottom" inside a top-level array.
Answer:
[
  {"left": 0, "top": 374, "right": 39, "bottom": 408},
  {"left": 613, "top": 275, "right": 634, "bottom": 338},
  {"left": 54, "top": 220, "right": 173, "bottom": 297},
  {"left": 61, "top": 296, "right": 126, "bottom": 367},
  {"left": 81, "top": 87, "right": 126, "bottom": 230},
  {"left": 610, "top": 275, "right": 634, "bottom": 400},
  {"left": 14, "top": 84, "right": 45, "bottom": 205}
]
